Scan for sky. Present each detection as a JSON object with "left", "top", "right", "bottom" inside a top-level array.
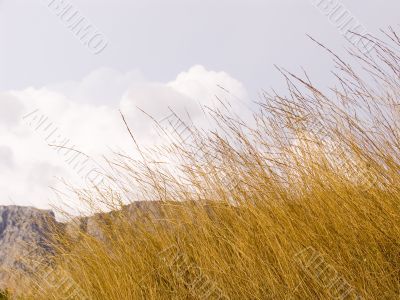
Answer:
[{"left": 0, "top": 0, "right": 399, "bottom": 212}]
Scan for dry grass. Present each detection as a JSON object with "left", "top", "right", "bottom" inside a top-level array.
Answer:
[{"left": 14, "top": 31, "right": 400, "bottom": 299}]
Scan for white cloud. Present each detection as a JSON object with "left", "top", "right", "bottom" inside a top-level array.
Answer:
[
  {"left": 0, "top": 146, "right": 14, "bottom": 169},
  {"left": 0, "top": 65, "right": 251, "bottom": 214},
  {"left": 50, "top": 67, "right": 145, "bottom": 105},
  {"left": 169, "top": 65, "right": 248, "bottom": 107},
  {"left": 0, "top": 92, "right": 23, "bottom": 127}
]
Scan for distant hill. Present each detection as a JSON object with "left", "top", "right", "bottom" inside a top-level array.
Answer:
[
  {"left": 0, "top": 202, "right": 166, "bottom": 287},
  {"left": 0, "top": 206, "right": 58, "bottom": 285}
]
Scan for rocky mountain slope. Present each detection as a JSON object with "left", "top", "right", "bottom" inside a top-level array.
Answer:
[
  {"left": 0, "top": 202, "right": 165, "bottom": 285},
  {"left": 0, "top": 201, "right": 216, "bottom": 289},
  {"left": 0, "top": 206, "right": 59, "bottom": 284}
]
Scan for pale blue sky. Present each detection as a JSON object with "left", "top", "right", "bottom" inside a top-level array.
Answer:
[{"left": 1, "top": 0, "right": 398, "bottom": 96}]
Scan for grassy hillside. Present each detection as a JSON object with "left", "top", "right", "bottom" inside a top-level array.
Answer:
[{"left": 15, "top": 32, "right": 400, "bottom": 299}]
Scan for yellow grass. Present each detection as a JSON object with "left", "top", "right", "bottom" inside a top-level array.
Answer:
[{"left": 14, "top": 32, "right": 400, "bottom": 299}]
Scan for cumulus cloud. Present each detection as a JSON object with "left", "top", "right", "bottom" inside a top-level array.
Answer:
[
  {"left": 0, "top": 93, "right": 23, "bottom": 127},
  {"left": 0, "top": 146, "right": 14, "bottom": 169},
  {"left": 50, "top": 68, "right": 145, "bottom": 106},
  {"left": 169, "top": 65, "right": 248, "bottom": 107},
  {"left": 0, "top": 65, "right": 251, "bottom": 214}
]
